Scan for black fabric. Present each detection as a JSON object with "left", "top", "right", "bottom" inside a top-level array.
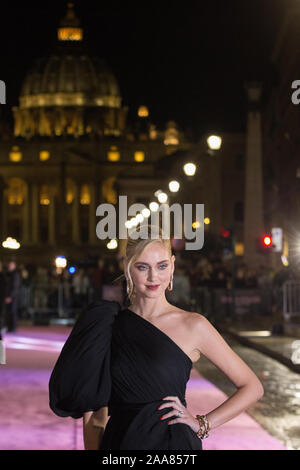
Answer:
[
  {"left": 49, "top": 301, "right": 202, "bottom": 450},
  {"left": 49, "top": 300, "right": 121, "bottom": 418}
]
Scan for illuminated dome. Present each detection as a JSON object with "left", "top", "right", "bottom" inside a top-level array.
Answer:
[
  {"left": 20, "top": 55, "right": 121, "bottom": 109},
  {"left": 12, "top": 3, "right": 127, "bottom": 139}
]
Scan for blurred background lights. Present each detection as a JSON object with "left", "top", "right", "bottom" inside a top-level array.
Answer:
[
  {"left": 192, "top": 221, "right": 201, "bottom": 229},
  {"left": 157, "top": 192, "right": 168, "bottom": 203},
  {"left": 141, "top": 208, "right": 150, "bottom": 218},
  {"left": 2, "top": 237, "right": 20, "bottom": 249},
  {"left": 130, "top": 217, "right": 138, "bottom": 227},
  {"left": 149, "top": 201, "right": 159, "bottom": 212},
  {"left": 55, "top": 256, "right": 67, "bottom": 269},
  {"left": 169, "top": 180, "right": 180, "bottom": 192},
  {"left": 204, "top": 217, "right": 211, "bottom": 225},
  {"left": 207, "top": 135, "right": 222, "bottom": 150},
  {"left": 107, "top": 239, "right": 118, "bottom": 250},
  {"left": 183, "top": 162, "right": 196, "bottom": 176},
  {"left": 137, "top": 105, "right": 149, "bottom": 117},
  {"left": 68, "top": 266, "right": 76, "bottom": 274},
  {"left": 136, "top": 213, "right": 144, "bottom": 223}
]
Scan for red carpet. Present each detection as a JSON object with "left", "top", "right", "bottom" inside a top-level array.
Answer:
[{"left": 0, "top": 326, "right": 286, "bottom": 450}]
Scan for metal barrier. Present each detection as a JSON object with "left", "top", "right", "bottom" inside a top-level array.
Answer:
[
  {"left": 25, "top": 283, "right": 94, "bottom": 322},
  {"left": 283, "top": 280, "right": 300, "bottom": 322},
  {"left": 21, "top": 282, "right": 125, "bottom": 324},
  {"left": 191, "top": 286, "right": 274, "bottom": 318}
]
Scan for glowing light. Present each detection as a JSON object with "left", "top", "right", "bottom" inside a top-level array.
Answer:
[
  {"left": 263, "top": 235, "right": 272, "bottom": 247},
  {"left": 39, "top": 150, "right": 50, "bottom": 161},
  {"left": 141, "top": 208, "right": 150, "bottom": 218},
  {"left": 136, "top": 213, "right": 144, "bottom": 223},
  {"left": 281, "top": 255, "right": 289, "bottom": 267},
  {"left": 138, "top": 106, "right": 149, "bottom": 117},
  {"left": 149, "top": 201, "right": 159, "bottom": 212},
  {"left": 235, "top": 243, "right": 244, "bottom": 256},
  {"left": 55, "top": 256, "right": 67, "bottom": 269},
  {"left": 2, "top": 237, "right": 20, "bottom": 249},
  {"left": 130, "top": 218, "right": 138, "bottom": 227},
  {"left": 107, "top": 146, "right": 120, "bottom": 162},
  {"left": 207, "top": 135, "right": 222, "bottom": 150},
  {"left": 183, "top": 163, "right": 196, "bottom": 176},
  {"left": 134, "top": 151, "right": 145, "bottom": 162},
  {"left": 9, "top": 146, "right": 22, "bottom": 162},
  {"left": 204, "top": 217, "right": 210, "bottom": 225},
  {"left": 239, "top": 330, "right": 272, "bottom": 337},
  {"left": 192, "top": 221, "right": 201, "bottom": 229},
  {"left": 107, "top": 239, "right": 118, "bottom": 249},
  {"left": 169, "top": 180, "right": 180, "bottom": 192},
  {"left": 68, "top": 266, "right": 76, "bottom": 274},
  {"left": 157, "top": 192, "right": 168, "bottom": 203},
  {"left": 125, "top": 220, "right": 132, "bottom": 229},
  {"left": 80, "top": 184, "right": 91, "bottom": 205}
]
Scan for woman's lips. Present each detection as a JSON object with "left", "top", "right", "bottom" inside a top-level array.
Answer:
[{"left": 146, "top": 285, "right": 160, "bottom": 290}]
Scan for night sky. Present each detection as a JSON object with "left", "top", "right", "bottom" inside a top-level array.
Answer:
[{"left": 0, "top": 0, "right": 286, "bottom": 138}]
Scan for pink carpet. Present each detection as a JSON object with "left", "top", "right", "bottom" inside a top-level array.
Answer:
[{"left": 0, "top": 326, "right": 286, "bottom": 450}]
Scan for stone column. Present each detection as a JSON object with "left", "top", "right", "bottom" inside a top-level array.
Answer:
[
  {"left": 208, "top": 157, "right": 222, "bottom": 236},
  {"left": 243, "top": 82, "right": 265, "bottom": 267},
  {"left": 22, "top": 182, "right": 31, "bottom": 245},
  {"left": 0, "top": 176, "right": 6, "bottom": 242},
  {"left": 89, "top": 183, "right": 97, "bottom": 245},
  {"left": 31, "top": 183, "right": 40, "bottom": 244},
  {"left": 72, "top": 183, "right": 80, "bottom": 245},
  {"left": 48, "top": 186, "right": 56, "bottom": 245}
]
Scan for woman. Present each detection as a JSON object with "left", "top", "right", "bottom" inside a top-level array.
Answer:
[{"left": 49, "top": 225, "right": 264, "bottom": 450}]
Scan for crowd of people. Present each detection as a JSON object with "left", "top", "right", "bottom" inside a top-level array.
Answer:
[{"left": 0, "top": 253, "right": 296, "bottom": 333}]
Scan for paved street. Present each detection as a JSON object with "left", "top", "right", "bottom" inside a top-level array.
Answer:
[
  {"left": 195, "top": 334, "right": 300, "bottom": 450},
  {"left": 0, "top": 326, "right": 286, "bottom": 451}
]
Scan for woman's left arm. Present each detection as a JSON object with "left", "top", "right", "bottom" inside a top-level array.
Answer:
[
  {"left": 194, "top": 315, "right": 264, "bottom": 430},
  {"left": 83, "top": 407, "right": 108, "bottom": 450}
]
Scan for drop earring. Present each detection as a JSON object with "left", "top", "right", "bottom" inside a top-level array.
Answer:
[
  {"left": 168, "top": 274, "right": 173, "bottom": 291},
  {"left": 125, "top": 277, "right": 129, "bottom": 295}
]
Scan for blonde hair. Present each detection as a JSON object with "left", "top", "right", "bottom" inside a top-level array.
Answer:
[{"left": 114, "top": 224, "right": 172, "bottom": 302}]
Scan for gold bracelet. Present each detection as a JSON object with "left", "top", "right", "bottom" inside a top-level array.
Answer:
[{"left": 195, "top": 414, "right": 210, "bottom": 439}]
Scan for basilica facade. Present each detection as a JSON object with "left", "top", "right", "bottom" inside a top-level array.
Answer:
[{"left": 0, "top": 4, "right": 194, "bottom": 266}]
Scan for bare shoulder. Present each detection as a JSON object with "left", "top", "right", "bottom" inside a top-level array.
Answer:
[
  {"left": 169, "top": 307, "right": 208, "bottom": 329},
  {"left": 177, "top": 309, "right": 209, "bottom": 326}
]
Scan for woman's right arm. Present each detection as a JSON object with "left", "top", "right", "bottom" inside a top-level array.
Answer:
[{"left": 83, "top": 407, "right": 108, "bottom": 450}]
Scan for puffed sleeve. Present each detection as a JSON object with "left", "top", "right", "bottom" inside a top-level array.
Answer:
[{"left": 49, "top": 299, "right": 121, "bottom": 419}]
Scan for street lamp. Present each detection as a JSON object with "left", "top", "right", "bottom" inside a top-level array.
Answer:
[
  {"left": 141, "top": 208, "right": 151, "bottom": 218},
  {"left": 207, "top": 135, "right": 222, "bottom": 150},
  {"left": 55, "top": 255, "right": 67, "bottom": 275},
  {"left": 2, "top": 237, "right": 20, "bottom": 249},
  {"left": 157, "top": 192, "right": 168, "bottom": 203},
  {"left": 183, "top": 162, "right": 197, "bottom": 176},
  {"left": 169, "top": 180, "right": 180, "bottom": 192},
  {"left": 107, "top": 239, "right": 118, "bottom": 250},
  {"left": 149, "top": 201, "right": 159, "bottom": 212}
]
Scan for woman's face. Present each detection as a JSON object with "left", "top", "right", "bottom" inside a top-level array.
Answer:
[{"left": 129, "top": 242, "right": 175, "bottom": 298}]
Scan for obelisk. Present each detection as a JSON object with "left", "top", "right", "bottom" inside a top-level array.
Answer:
[{"left": 243, "top": 82, "right": 265, "bottom": 267}]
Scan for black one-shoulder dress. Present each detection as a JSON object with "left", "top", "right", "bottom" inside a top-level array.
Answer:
[{"left": 49, "top": 300, "right": 202, "bottom": 450}]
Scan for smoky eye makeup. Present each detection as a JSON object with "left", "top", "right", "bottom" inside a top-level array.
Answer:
[{"left": 135, "top": 261, "right": 169, "bottom": 270}]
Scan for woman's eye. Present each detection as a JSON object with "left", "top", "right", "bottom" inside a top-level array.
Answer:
[{"left": 137, "top": 265, "right": 168, "bottom": 270}]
